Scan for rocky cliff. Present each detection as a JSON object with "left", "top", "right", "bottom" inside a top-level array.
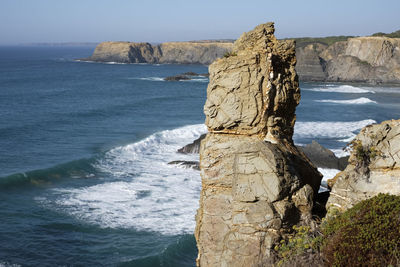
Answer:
[
  {"left": 296, "top": 37, "right": 400, "bottom": 84},
  {"left": 326, "top": 119, "right": 400, "bottom": 212},
  {"left": 195, "top": 22, "right": 322, "bottom": 267},
  {"left": 85, "top": 36, "right": 400, "bottom": 83},
  {"left": 85, "top": 41, "right": 233, "bottom": 65}
]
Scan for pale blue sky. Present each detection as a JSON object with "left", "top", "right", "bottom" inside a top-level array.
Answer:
[{"left": 1, "top": 0, "right": 399, "bottom": 44}]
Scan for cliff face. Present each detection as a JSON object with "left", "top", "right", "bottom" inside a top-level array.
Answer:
[
  {"left": 86, "top": 41, "right": 233, "bottom": 65},
  {"left": 326, "top": 119, "right": 400, "bottom": 212},
  {"left": 195, "top": 22, "right": 322, "bottom": 267},
  {"left": 295, "top": 43, "right": 327, "bottom": 81},
  {"left": 87, "top": 37, "right": 400, "bottom": 83},
  {"left": 296, "top": 37, "right": 400, "bottom": 84},
  {"left": 159, "top": 42, "right": 233, "bottom": 64}
]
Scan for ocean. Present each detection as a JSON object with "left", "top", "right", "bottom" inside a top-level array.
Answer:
[{"left": 0, "top": 46, "right": 399, "bottom": 267}]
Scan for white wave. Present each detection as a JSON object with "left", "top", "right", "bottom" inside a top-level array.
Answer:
[
  {"left": 104, "top": 61, "right": 128, "bottom": 65},
  {"left": 330, "top": 148, "right": 350, "bottom": 158},
  {"left": 369, "top": 87, "right": 400, "bottom": 94},
  {"left": 39, "top": 124, "right": 207, "bottom": 235},
  {"left": 318, "top": 168, "right": 341, "bottom": 192},
  {"left": 0, "top": 262, "right": 21, "bottom": 267},
  {"left": 316, "top": 97, "right": 377, "bottom": 104},
  {"left": 132, "top": 77, "right": 209, "bottom": 82},
  {"left": 134, "top": 77, "right": 165, "bottom": 81},
  {"left": 304, "top": 85, "right": 374, "bottom": 94},
  {"left": 294, "top": 119, "right": 376, "bottom": 141},
  {"left": 182, "top": 78, "right": 209, "bottom": 83}
]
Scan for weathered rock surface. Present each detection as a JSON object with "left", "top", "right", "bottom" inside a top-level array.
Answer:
[
  {"left": 295, "top": 43, "right": 327, "bottom": 81},
  {"left": 296, "top": 37, "right": 400, "bottom": 84},
  {"left": 299, "top": 141, "right": 348, "bottom": 171},
  {"left": 179, "top": 136, "right": 348, "bottom": 171},
  {"left": 195, "top": 22, "right": 322, "bottom": 267},
  {"left": 84, "top": 36, "right": 400, "bottom": 83},
  {"left": 178, "top": 134, "right": 206, "bottom": 154},
  {"left": 327, "top": 119, "right": 400, "bottom": 212},
  {"left": 84, "top": 41, "right": 233, "bottom": 65}
]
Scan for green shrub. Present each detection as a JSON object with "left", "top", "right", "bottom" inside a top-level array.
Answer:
[
  {"left": 346, "top": 140, "right": 379, "bottom": 174},
  {"left": 321, "top": 193, "right": 400, "bottom": 266},
  {"left": 223, "top": 51, "right": 237, "bottom": 58},
  {"left": 273, "top": 225, "right": 323, "bottom": 266}
]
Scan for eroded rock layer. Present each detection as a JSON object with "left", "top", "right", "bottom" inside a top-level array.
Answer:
[
  {"left": 327, "top": 119, "right": 400, "bottom": 212},
  {"left": 85, "top": 41, "right": 233, "bottom": 65},
  {"left": 195, "top": 22, "right": 322, "bottom": 267}
]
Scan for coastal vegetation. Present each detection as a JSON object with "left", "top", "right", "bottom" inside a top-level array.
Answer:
[
  {"left": 287, "top": 36, "right": 354, "bottom": 47},
  {"left": 372, "top": 29, "right": 400, "bottom": 38},
  {"left": 274, "top": 194, "right": 400, "bottom": 267}
]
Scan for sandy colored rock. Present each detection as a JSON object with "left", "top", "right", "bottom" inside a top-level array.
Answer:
[
  {"left": 327, "top": 119, "right": 400, "bottom": 212},
  {"left": 295, "top": 43, "right": 327, "bottom": 81},
  {"left": 85, "top": 41, "right": 233, "bottom": 65},
  {"left": 195, "top": 22, "right": 322, "bottom": 267},
  {"left": 295, "top": 36, "right": 400, "bottom": 84}
]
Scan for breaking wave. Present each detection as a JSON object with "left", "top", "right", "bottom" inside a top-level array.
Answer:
[
  {"left": 37, "top": 124, "right": 207, "bottom": 235},
  {"left": 294, "top": 119, "right": 376, "bottom": 142},
  {"left": 316, "top": 97, "right": 377, "bottom": 104},
  {"left": 304, "top": 85, "right": 374, "bottom": 94}
]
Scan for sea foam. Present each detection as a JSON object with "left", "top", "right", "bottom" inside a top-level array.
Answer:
[
  {"left": 294, "top": 119, "right": 376, "bottom": 141},
  {"left": 304, "top": 85, "right": 374, "bottom": 94},
  {"left": 318, "top": 168, "right": 341, "bottom": 192},
  {"left": 40, "top": 124, "right": 207, "bottom": 235},
  {"left": 316, "top": 97, "right": 377, "bottom": 104},
  {"left": 38, "top": 119, "right": 373, "bottom": 235}
]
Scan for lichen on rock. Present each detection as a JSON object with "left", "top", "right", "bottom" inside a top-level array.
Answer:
[{"left": 195, "top": 22, "right": 322, "bottom": 267}]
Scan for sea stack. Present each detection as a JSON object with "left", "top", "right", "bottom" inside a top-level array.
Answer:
[{"left": 195, "top": 22, "right": 322, "bottom": 266}]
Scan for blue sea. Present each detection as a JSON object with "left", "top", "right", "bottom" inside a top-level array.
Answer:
[{"left": 0, "top": 46, "right": 399, "bottom": 267}]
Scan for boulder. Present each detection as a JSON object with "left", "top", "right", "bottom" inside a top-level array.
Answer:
[
  {"left": 299, "top": 140, "right": 348, "bottom": 170},
  {"left": 326, "top": 119, "right": 400, "bottom": 212},
  {"left": 195, "top": 22, "right": 322, "bottom": 267},
  {"left": 178, "top": 134, "right": 206, "bottom": 154}
]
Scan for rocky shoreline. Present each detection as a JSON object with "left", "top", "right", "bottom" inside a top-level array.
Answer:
[
  {"left": 82, "top": 36, "right": 400, "bottom": 84},
  {"left": 188, "top": 22, "right": 400, "bottom": 266},
  {"left": 169, "top": 136, "right": 348, "bottom": 172}
]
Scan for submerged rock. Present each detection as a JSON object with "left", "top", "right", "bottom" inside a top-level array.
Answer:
[
  {"left": 164, "top": 72, "right": 209, "bottom": 81},
  {"left": 195, "top": 22, "right": 322, "bottom": 267},
  {"left": 326, "top": 119, "right": 400, "bottom": 212},
  {"left": 167, "top": 160, "right": 199, "bottom": 170},
  {"left": 164, "top": 75, "right": 191, "bottom": 81}
]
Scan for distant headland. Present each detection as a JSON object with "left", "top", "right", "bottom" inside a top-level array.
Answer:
[{"left": 80, "top": 30, "right": 400, "bottom": 84}]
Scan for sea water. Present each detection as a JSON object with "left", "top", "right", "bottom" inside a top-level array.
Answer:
[{"left": 0, "top": 46, "right": 399, "bottom": 267}]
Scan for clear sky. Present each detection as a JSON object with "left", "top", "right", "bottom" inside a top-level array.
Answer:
[{"left": 1, "top": 0, "right": 399, "bottom": 44}]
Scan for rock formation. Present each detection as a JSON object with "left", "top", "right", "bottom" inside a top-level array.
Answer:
[
  {"left": 178, "top": 136, "right": 348, "bottom": 171},
  {"left": 195, "top": 22, "right": 322, "bottom": 267},
  {"left": 83, "top": 41, "right": 233, "bottom": 65},
  {"left": 300, "top": 141, "right": 348, "bottom": 171},
  {"left": 83, "top": 36, "right": 400, "bottom": 84},
  {"left": 327, "top": 119, "right": 400, "bottom": 212},
  {"left": 296, "top": 37, "right": 400, "bottom": 84}
]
